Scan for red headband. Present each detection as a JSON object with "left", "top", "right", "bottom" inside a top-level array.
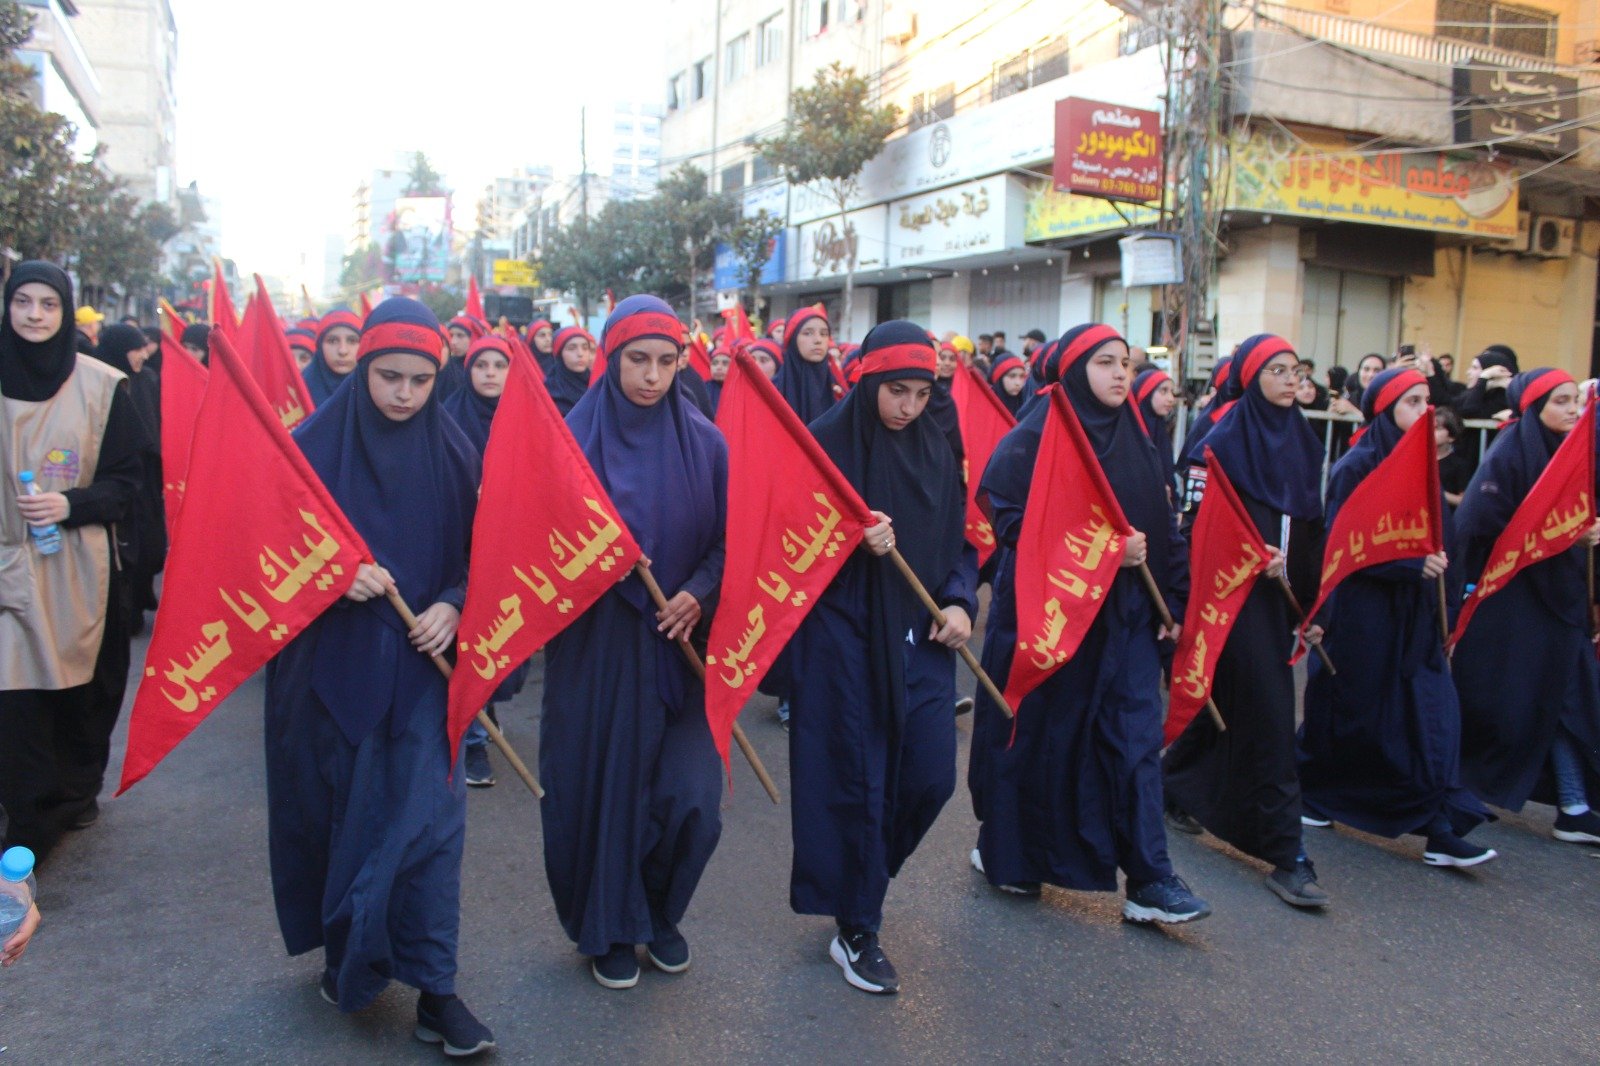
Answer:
[
  {"left": 860, "top": 342, "right": 936, "bottom": 378},
  {"left": 603, "top": 311, "right": 683, "bottom": 359},
  {"left": 1518, "top": 369, "right": 1575, "bottom": 412},
  {"left": 750, "top": 338, "right": 783, "bottom": 365},
  {"left": 317, "top": 310, "right": 361, "bottom": 345},
  {"left": 989, "top": 355, "right": 1025, "bottom": 384},
  {"left": 357, "top": 320, "right": 446, "bottom": 365},
  {"left": 1057, "top": 324, "right": 1122, "bottom": 376},
  {"left": 552, "top": 326, "right": 594, "bottom": 357},
  {"left": 1134, "top": 370, "right": 1172, "bottom": 404},
  {"left": 1238, "top": 336, "right": 1296, "bottom": 385},
  {"left": 465, "top": 335, "right": 511, "bottom": 369},
  {"left": 1369, "top": 369, "right": 1427, "bottom": 414}
]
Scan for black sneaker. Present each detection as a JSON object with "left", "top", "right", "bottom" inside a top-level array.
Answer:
[
  {"left": 415, "top": 993, "right": 495, "bottom": 1057},
  {"left": 647, "top": 925, "right": 691, "bottom": 974},
  {"left": 1123, "top": 875, "right": 1213, "bottom": 924},
  {"left": 969, "top": 847, "right": 1040, "bottom": 896},
  {"left": 590, "top": 944, "right": 640, "bottom": 989},
  {"left": 954, "top": 697, "right": 974, "bottom": 717},
  {"left": 68, "top": 800, "right": 100, "bottom": 830},
  {"left": 1553, "top": 809, "right": 1600, "bottom": 844},
  {"left": 1164, "top": 802, "right": 1203, "bottom": 835},
  {"left": 1300, "top": 812, "right": 1332, "bottom": 828},
  {"left": 464, "top": 745, "right": 494, "bottom": 788},
  {"left": 1266, "top": 858, "right": 1330, "bottom": 908},
  {"left": 830, "top": 929, "right": 899, "bottom": 994},
  {"left": 1423, "top": 832, "right": 1497, "bottom": 868}
]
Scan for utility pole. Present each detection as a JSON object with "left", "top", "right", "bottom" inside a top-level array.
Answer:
[
  {"left": 1167, "top": 0, "right": 1225, "bottom": 387},
  {"left": 580, "top": 105, "right": 589, "bottom": 223}
]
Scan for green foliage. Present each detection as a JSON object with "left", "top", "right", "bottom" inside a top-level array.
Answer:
[
  {"left": 405, "top": 152, "right": 445, "bottom": 197},
  {"left": 539, "top": 164, "right": 737, "bottom": 315},
  {"left": 724, "top": 208, "right": 785, "bottom": 305},
  {"left": 339, "top": 242, "right": 383, "bottom": 292},
  {"left": 414, "top": 283, "right": 464, "bottom": 323}
]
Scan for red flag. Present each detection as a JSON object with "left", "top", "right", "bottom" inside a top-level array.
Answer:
[
  {"left": 158, "top": 335, "right": 207, "bottom": 526},
  {"left": 446, "top": 352, "right": 643, "bottom": 765},
  {"left": 118, "top": 333, "right": 369, "bottom": 793},
  {"left": 1165, "top": 451, "right": 1271, "bottom": 744},
  {"left": 706, "top": 352, "right": 875, "bottom": 767},
  {"left": 719, "top": 305, "right": 756, "bottom": 344},
  {"left": 949, "top": 364, "right": 1016, "bottom": 566},
  {"left": 465, "top": 275, "right": 485, "bottom": 321},
  {"left": 686, "top": 330, "right": 713, "bottom": 381},
  {"left": 1298, "top": 408, "right": 1443, "bottom": 638},
  {"left": 159, "top": 297, "right": 186, "bottom": 344},
  {"left": 209, "top": 260, "right": 238, "bottom": 342},
  {"left": 239, "top": 275, "right": 316, "bottom": 431},
  {"left": 358, "top": 290, "right": 374, "bottom": 320},
  {"left": 1449, "top": 401, "right": 1596, "bottom": 650},
  {"left": 1004, "top": 386, "right": 1133, "bottom": 708}
]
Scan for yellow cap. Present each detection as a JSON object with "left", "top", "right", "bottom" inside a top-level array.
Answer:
[
  {"left": 951, "top": 335, "right": 975, "bottom": 355},
  {"left": 75, "top": 305, "right": 105, "bottom": 325}
]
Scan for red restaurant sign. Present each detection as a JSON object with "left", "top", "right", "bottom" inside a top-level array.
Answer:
[{"left": 1054, "top": 98, "right": 1163, "bottom": 204}]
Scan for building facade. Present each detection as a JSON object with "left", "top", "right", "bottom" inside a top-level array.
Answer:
[
  {"left": 15, "top": 0, "right": 100, "bottom": 156},
  {"left": 70, "top": 0, "right": 177, "bottom": 204},
  {"left": 659, "top": 0, "right": 1600, "bottom": 380}
]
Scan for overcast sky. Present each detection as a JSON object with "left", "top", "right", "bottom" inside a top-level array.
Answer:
[{"left": 168, "top": 1, "right": 663, "bottom": 283}]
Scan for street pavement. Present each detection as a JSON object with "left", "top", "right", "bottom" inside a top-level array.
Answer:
[{"left": 2, "top": 612, "right": 1599, "bottom": 1065}]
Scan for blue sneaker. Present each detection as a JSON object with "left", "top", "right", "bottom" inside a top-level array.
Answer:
[
  {"left": 775, "top": 701, "right": 790, "bottom": 729},
  {"left": 1123, "top": 875, "right": 1212, "bottom": 924},
  {"left": 647, "top": 925, "right": 691, "bottom": 974}
]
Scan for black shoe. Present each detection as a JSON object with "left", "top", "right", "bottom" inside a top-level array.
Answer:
[
  {"left": 1300, "top": 811, "right": 1332, "bottom": 828},
  {"left": 1164, "top": 803, "right": 1203, "bottom": 836},
  {"left": 830, "top": 929, "right": 899, "bottom": 994},
  {"left": 319, "top": 968, "right": 338, "bottom": 1007},
  {"left": 1553, "top": 809, "right": 1600, "bottom": 844},
  {"left": 590, "top": 945, "right": 640, "bottom": 989},
  {"left": 68, "top": 800, "right": 99, "bottom": 830},
  {"left": 954, "top": 697, "right": 974, "bottom": 717},
  {"left": 1423, "top": 832, "right": 1497, "bottom": 868},
  {"left": 415, "top": 993, "right": 495, "bottom": 1057},
  {"left": 464, "top": 745, "right": 495, "bottom": 788},
  {"left": 1123, "top": 875, "right": 1212, "bottom": 924},
  {"left": 647, "top": 926, "right": 691, "bottom": 974},
  {"left": 1266, "top": 858, "right": 1330, "bottom": 908}
]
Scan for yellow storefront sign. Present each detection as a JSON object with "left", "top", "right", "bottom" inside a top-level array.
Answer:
[
  {"left": 492, "top": 258, "right": 538, "bottom": 287},
  {"left": 1228, "top": 125, "right": 1518, "bottom": 240},
  {"left": 1024, "top": 181, "right": 1159, "bottom": 243}
]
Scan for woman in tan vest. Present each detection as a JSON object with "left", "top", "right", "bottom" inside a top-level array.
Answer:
[{"left": 0, "top": 261, "right": 143, "bottom": 860}]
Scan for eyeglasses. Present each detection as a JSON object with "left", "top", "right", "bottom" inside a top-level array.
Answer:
[{"left": 1261, "top": 364, "right": 1299, "bottom": 379}]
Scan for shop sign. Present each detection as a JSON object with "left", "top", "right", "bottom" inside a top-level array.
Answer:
[
  {"left": 1453, "top": 65, "right": 1578, "bottom": 158},
  {"left": 1054, "top": 98, "right": 1163, "bottom": 203},
  {"left": 794, "top": 206, "right": 888, "bottom": 281},
  {"left": 1023, "top": 180, "right": 1159, "bottom": 243},
  {"left": 887, "top": 177, "right": 1021, "bottom": 267}
]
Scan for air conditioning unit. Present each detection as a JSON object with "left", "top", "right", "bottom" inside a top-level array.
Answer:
[
  {"left": 1528, "top": 215, "right": 1576, "bottom": 259},
  {"left": 883, "top": 8, "right": 916, "bottom": 43}
]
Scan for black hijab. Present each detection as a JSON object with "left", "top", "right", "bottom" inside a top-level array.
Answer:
[
  {"left": 1203, "top": 333, "right": 1324, "bottom": 520},
  {"left": 808, "top": 319, "right": 965, "bottom": 728},
  {"left": 775, "top": 306, "right": 838, "bottom": 424},
  {"left": 1133, "top": 367, "right": 1178, "bottom": 493},
  {"left": 1, "top": 261, "right": 78, "bottom": 401},
  {"left": 544, "top": 326, "right": 594, "bottom": 416}
]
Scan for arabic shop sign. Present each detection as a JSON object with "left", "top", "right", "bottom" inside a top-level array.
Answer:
[
  {"left": 1453, "top": 65, "right": 1578, "bottom": 158},
  {"left": 795, "top": 206, "right": 888, "bottom": 281},
  {"left": 1023, "top": 179, "right": 1159, "bottom": 243},
  {"left": 713, "top": 229, "right": 788, "bottom": 290},
  {"left": 1054, "top": 98, "right": 1163, "bottom": 204},
  {"left": 888, "top": 177, "right": 1022, "bottom": 267},
  {"left": 1228, "top": 125, "right": 1519, "bottom": 241}
]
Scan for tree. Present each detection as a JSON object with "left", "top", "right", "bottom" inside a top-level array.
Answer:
[
  {"left": 405, "top": 152, "right": 445, "bottom": 197},
  {"left": 0, "top": 2, "right": 85, "bottom": 261},
  {"left": 724, "top": 208, "right": 785, "bottom": 322},
  {"left": 339, "top": 242, "right": 383, "bottom": 294},
  {"left": 758, "top": 62, "right": 898, "bottom": 337},
  {"left": 656, "top": 164, "right": 738, "bottom": 319},
  {"left": 414, "top": 283, "right": 463, "bottom": 324}
]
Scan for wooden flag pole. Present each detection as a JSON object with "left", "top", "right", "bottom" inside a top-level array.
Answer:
[
  {"left": 385, "top": 589, "right": 545, "bottom": 799},
  {"left": 884, "top": 547, "right": 1013, "bottom": 719},
  {"left": 1135, "top": 562, "right": 1225, "bottom": 732},
  {"left": 1589, "top": 544, "right": 1596, "bottom": 640},
  {"left": 1275, "top": 574, "right": 1337, "bottom": 674},
  {"left": 1436, "top": 574, "right": 1451, "bottom": 649},
  {"left": 632, "top": 562, "right": 783, "bottom": 805}
]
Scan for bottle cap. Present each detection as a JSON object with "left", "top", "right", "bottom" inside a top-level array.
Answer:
[
  {"left": 0, "top": 846, "right": 35, "bottom": 882},
  {"left": 18, "top": 470, "right": 34, "bottom": 484}
]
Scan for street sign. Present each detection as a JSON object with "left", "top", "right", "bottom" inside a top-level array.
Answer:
[{"left": 492, "top": 258, "right": 538, "bottom": 287}]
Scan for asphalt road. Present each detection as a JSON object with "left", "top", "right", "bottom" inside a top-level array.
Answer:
[{"left": 2, "top": 614, "right": 1598, "bottom": 1065}]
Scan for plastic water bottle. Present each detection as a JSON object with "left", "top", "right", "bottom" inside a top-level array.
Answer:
[
  {"left": 18, "top": 471, "right": 62, "bottom": 555},
  {"left": 0, "top": 846, "right": 36, "bottom": 942}
]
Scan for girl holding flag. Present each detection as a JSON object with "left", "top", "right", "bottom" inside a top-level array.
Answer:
[
  {"left": 272, "top": 298, "right": 494, "bottom": 1056},
  {"left": 540, "top": 295, "right": 728, "bottom": 991},
  {"left": 1163, "top": 334, "right": 1332, "bottom": 909},
  {"left": 1295, "top": 367, "right": 1495, "bottom": 867},
  {"left": 968, "top": 324, "right": 1210, "bottom": 925},
  {"left": 1453, "top": 368, "right": 1600, "bottom": 844},
  {"left": 787, "top": 321, "right": 977, "bottom": 995}
]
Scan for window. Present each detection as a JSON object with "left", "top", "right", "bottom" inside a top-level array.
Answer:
[
  {"left": 992, "top": 52, "right": 1029, "bottom": 101},
  {"left": 692, "top": 57, "right": 712, "bottom": 101},
  {"left": 1120, "top": 17, "right": 1163, "bottom": 55},
  {"left": 803, "top": 0, "right": 829, "bottom": 38},
  {"left": 725, "top": 33, "right": 749, "bottom": 83},
  {"left": 992, "top": 42, "right": 1070, "bottom": 101},
  {"left": 757, "top": 13, "right": 784, "bottom": 66},
  {"left": 667, "top": 71, "right": 685, "bottom": 111},
  {"left": 752, "top": 154, "right": 776, "bottom": 183},
  {"left": 722, "top": 162, "right": 746, "bottom": 193},
  {"left": 909, "top": 84, "right": 956, "bottom": 131},
  {"left": 1032, "top": 39, "right": 1068, "bottom": 85},
  {"left": 1436, "top": 0, "right": 1558, "bottom": 59}
]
